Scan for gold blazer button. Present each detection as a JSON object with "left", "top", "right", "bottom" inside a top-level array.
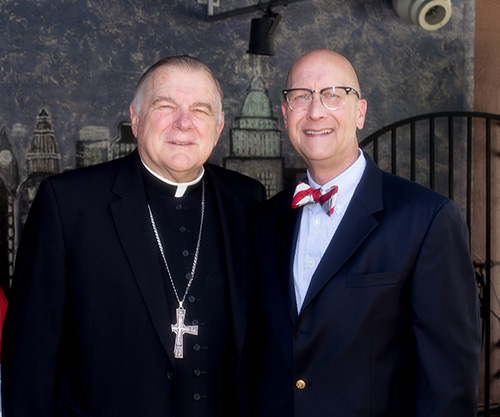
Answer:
[{"left": 295, "top": 379, "right": 306, "bottom": 389}]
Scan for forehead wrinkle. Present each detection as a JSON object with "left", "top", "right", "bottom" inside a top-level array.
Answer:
[{"left": 146, "top": 67, "right": 222, "bottom": 119}]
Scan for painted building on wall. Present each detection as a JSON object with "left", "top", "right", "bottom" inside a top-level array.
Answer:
[
  {"left": 0, "top": 109, "right": 137, "bottom": 291},
  {"left": 0, "top": 70, "right": 289, "bottom": 288},
  {"left": 224, "top": 75, "right": 284, "bottom": 197}
]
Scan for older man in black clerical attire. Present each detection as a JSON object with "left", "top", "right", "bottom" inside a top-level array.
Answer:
[{"left": 2, "top": 55, "right": 265, "bottom": 417}]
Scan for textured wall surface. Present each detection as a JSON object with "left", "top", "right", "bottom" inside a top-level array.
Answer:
[
  {"left": 0, "top": 0, "right": 474, "bottom": 176},
  {"left": 474, "top": 0, "right": 500, "bottom": 409}
]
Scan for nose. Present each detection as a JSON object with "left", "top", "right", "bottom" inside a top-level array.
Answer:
[
  {"left": 173, "top": 108, "right": 194, "bottom": 130},
  {"left": 307, "top": 92, "right": 327, "bottom": 120}
]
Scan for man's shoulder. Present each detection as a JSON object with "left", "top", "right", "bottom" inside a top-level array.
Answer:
[
  {"left": 259, "top": 185, "right": 295, "bottom": 216},
  {"left": 205, "top": 163, "right": 266, "bottom": 197},
  {"left": 42, "top": 152, "right": 135, "bottom": 193},
  {"left": 360, "top": 155, "right": 449, "bottom": 208},
  {"left": 380, "top": 169, "right": 450, "bottom": 206},
  {"left": 205, "top": 163, "right": 259, "bottom": 184},
  {"left": 370, "top": 168, "right": 467, "bottom": 228}
]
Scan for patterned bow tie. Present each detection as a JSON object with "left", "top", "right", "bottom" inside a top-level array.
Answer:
[{"left": 291, "top": 181, "right": 338, "bottom": 216}]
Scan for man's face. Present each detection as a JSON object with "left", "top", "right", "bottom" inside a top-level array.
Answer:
[
  {"left": 130, "top": 65, "right": 224, "bottom": 182},
  {"left": 282, "top": 50, "right": 367, "bottom": 182}
]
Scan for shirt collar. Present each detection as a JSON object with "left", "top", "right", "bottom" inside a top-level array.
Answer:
[
  {"left": 306, "top": 149, "right": 366, "bottom": 215},
  {"left": 140, "top": 159, "right": 205, "bottom": 198}
]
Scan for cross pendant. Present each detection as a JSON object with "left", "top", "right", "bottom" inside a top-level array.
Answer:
[{"left": 171, "top": 306, "right": 198, "bottom": 359}]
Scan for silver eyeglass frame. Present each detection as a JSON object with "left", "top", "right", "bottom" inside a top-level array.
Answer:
[{"left": 282, "top": 86, "right": 361, "bottom": 112}]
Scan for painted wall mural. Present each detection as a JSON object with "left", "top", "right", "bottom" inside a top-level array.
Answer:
[{"left": 0, "top": 0, "right": 475, "bottom": 289}]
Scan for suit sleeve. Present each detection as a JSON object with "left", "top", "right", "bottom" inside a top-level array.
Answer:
[
  {"left": 2, "top": 179, "right": 67, "bottom": 417},
  {"left": 411, "top": 199, "right": 481, "bottom": 417}
]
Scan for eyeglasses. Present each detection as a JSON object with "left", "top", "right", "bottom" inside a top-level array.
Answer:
[{"left": 282, "top": 86, "right": 361, "bottom": 112}]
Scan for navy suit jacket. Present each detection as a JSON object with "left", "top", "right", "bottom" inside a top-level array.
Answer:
[
  {"left": 251, "top": 154, "right": 481, "bottom": 417},
  {"left": 2, "top": 150, "right": 265, "bottom": 417}
]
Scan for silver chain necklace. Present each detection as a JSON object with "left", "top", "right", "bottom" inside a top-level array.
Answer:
[{"left": 147, "top": 179, "right": 205, "bottom": 359}]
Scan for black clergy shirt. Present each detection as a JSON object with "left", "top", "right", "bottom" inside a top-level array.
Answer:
[{"left": 142, "top": 165, "right": 238, "bottom": 417}]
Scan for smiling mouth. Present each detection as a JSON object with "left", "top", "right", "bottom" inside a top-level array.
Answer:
[{"left": 305, "top": 129, "right": 333, "bottom": 135}]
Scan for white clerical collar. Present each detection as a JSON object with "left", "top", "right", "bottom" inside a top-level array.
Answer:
[{"left": 141, "top": 160, "right": 205, "bottom": 198}]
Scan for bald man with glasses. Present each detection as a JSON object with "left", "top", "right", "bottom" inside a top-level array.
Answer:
[{"left": 249, "top": 49, "right": 481, "bottom": 417}]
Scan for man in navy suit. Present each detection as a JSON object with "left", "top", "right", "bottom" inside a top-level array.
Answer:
[
  {"left": 251, "top": 49, "right": 481, "bottom": 416},
  {"left": 2, "top": 56, "right": 265, "bottom": 417}
]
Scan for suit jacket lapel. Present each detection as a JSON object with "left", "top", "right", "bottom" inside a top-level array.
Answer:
[
  {"left": 275, "top": 193, "right": 302, "bottom": 323},
  {"left": 204, "top": 166, "right": 248, "bottom": 355},
  {"left": 110, "top": 152, "right": 176, "bottom": 364},
  {"left": 300, "top": 156, "right": 384, "bottom": 313}
]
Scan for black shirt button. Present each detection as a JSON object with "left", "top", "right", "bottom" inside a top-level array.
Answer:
[
  {"left": 182, "top": 250, "right": 189, "bottom": 257},
  {"left": 193, "top": 393, "right": 201, "bottom": 401},
  {"left": 167, "top": 372, "right": 174, "bottom": 380},
  {"left": 179, "top": 226, "right": 186, "bottom": 233},
  {"left": 193, "top": 369, "right": 201, "bottom": 377},
  {"left": 185, "top": 273, "right": 192, "bottom": 280},
  {"left": 175, "top": 203, "right": 182, "bottom": 210},
  {"left": 188, "top": 295, "right": 196, "bottom": 303},
  {"left": 192, "top": 319, "right": 199, "bottom": 325},
  {"left": 193, "top": 343, "right": 201, "bottom": 352}
]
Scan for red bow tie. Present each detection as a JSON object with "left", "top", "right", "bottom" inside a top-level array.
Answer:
[{"left": 291, "top": 181, "right": 338, "bottom": 216}]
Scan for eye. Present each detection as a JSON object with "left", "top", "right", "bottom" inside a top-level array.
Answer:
[
  {"left": 192, "top": 105, "right": 213, "bottom": 116},
  {"left": 194, "top": 108, "right": 209, "bottom": 114},
  {"left": 323, "top": 91, "right": 341, "bottom": 100},
  {"left": 291, "top": 91, "right": 311, "bottom": 102},
  {"left": 152, "top": 99, "right": 177, "bottom": 112}
]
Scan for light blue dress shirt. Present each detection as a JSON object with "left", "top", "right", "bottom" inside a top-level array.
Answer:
[{"left": 293, "top": 150, "right": 367, "bottom": 312}]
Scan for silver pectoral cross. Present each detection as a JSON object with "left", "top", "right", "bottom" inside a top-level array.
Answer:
[{"left": 171, "top": 306, "right": 198, "bottom": 359}]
